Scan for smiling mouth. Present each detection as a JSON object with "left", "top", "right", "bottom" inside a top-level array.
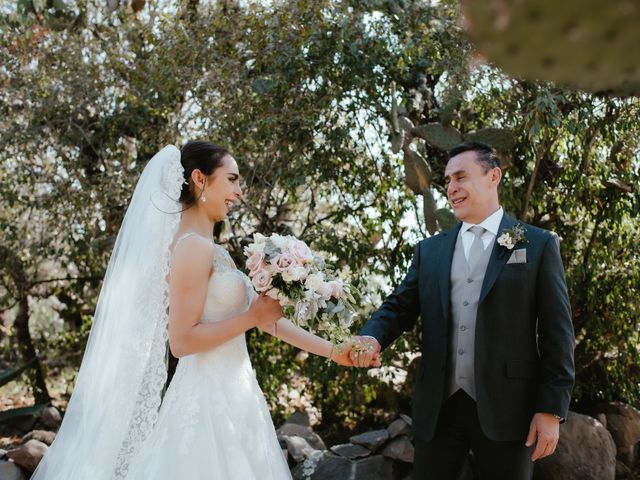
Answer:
[
  {"left": 452, "top": 197, "right": 467, "bottom": 207},
  {"left": 224, "top": 200, "right": 234, "bottom": 209}
]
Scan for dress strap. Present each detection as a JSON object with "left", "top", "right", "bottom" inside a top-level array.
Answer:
[{"left": 174, "top": 231, "right": 199, "bottom": 249}]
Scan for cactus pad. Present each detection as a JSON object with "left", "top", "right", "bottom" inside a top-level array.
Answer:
[
  {"left": 461, "top": 0, "right": 640, "bottom": 97},
  {"left": 403, "top": 147, "right": 432, "bottom": 195},
  {"left": 413, "top": 123, "right": 462, "bottom": 151},
  {"left": 464, "top": 128, "right": 516, "bottom": 152},
  {"left": 422, "top": 188, "right": 439, "bottom": 235}
]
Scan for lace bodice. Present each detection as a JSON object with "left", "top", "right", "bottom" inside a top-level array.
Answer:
[
  {"left": 173, "top": 232, "right": 256, "bottom": 324},
  {"left": 204, "top": 243, "right": 256, "bottom": 322}
]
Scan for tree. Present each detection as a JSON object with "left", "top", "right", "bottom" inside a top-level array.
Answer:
[{"left": 1, "top": 0, "right": 638, "bottom": 435}]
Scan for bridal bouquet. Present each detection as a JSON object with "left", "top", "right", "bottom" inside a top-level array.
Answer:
[{"left": 244, "top": 233, "right": 358, "bottom": 346}]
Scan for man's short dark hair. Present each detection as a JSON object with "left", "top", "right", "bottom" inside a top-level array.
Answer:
[{"left": 448, "top": 141, "right": 501, "bottom": 172}]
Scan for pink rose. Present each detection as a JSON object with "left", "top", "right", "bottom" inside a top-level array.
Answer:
[
  {"left": 270, "top": 252, "right": 296, "bottom": 272},
  {"left": 247, "top": 252, "right": 266, "bottom": 273},
  {"left": 289, "top": 240, "right": 314, "bottom": 263},
  {"left": 252, "top": 269, "right": 273, "bottom": 292}
]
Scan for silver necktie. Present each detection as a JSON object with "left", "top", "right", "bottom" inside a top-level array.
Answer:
[{"left": 467, "top": 226, "right": 486, "bottom": 271}]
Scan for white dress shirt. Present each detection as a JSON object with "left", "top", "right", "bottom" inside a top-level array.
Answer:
[{"left": 459, "top": 207, "right": 504, "bottom": 262}]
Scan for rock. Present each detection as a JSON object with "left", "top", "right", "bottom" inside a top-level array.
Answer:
[
  {"left": 350, "top": 429, "right": 390, "bottom": 451},
  {"left": 330, "top": 443, "right": 370, "bottom": 460},
  {"left": 6, "top": 440, "right": 48, "bottom": 473},
  {"left": 399, "top": 414, "right": 413, "bottom": 426},
  {"left": 22, "top": 430, "right": 56, "bottom": 446},
  {"left": 388, "top": 417, "right": 412, "bottom": 439},
  {"left": 599, "top": 402, "right": 640, "bottom": 467},
  {"left": 282, "top": 435, "right": 318, "bottom": 463},
  {"left": 595, "top": 413, "right": 607, "bottom": 429},
  {"left": 284, "top": 410, "right": 311, "bottom": 428},
  {"left": 6, "top": 416, "right": 37, "bottom": 434},
  {"left": 615, "top": 460, "right": 632, "bottom": 479},
  {"left": 354, "top": 455, "right": 393, "bottom": 479},
  {"left": 277, "top": 423, "right": 326, "bottom": 451},
  {"left": 380, "top": 435, "right": 414, "bottom": 463},
  {"left": 38, "top": 407, "right": 62, "bottom": 430},
  {"left": 533, "top": 412, "right": 616, "bottom": 480},
  {"left": 292, "top": 451, "right": 352, "bottom": 480},
  {"left": 0, "top": 460, "right": 27, "bottom": 480}
]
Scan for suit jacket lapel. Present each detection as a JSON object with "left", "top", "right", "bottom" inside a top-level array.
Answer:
[
  {"left": 479, "top": 213, "right": 517, "bottom": 304},
  {"left": 437, "top": 223, "right": 461, "bottom": 320}
]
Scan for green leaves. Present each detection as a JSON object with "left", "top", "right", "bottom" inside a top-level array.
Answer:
[{"left": 252, "top": 78, "right": 278, "bottom": 95}]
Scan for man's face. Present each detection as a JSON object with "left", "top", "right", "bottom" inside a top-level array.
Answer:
[{"left": 444, "top": 150, "right": 501, "bottom": 224}]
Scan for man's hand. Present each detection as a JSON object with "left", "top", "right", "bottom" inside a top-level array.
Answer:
[
  {"left": 346, "top": 336, "right": 382, "bottom": 367},
  {"left": 526, "top": 412, "right": 560, "bottom": 461},
  {"left": 329, "top": 347, "right": 354, "bottom": 367}
]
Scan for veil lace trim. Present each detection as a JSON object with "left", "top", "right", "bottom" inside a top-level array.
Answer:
[{"left": 115, "top": 151, "right": 184, "bottom": 479}]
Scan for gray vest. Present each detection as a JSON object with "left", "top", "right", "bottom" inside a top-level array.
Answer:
[{"left": 445, "top": 230, "right": 493, "bottom": 400}]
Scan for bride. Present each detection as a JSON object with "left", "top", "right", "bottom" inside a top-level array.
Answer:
[{"left": 32, "top": 141, "right": 355, "bottom": 479}]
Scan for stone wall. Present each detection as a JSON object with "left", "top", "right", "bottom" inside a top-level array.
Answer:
[
  {"left": 1, "top": 403, "right": 639, "bottom": 479},
  {"left": 278, "top": 405, "right": 640, "bottom": 480}
]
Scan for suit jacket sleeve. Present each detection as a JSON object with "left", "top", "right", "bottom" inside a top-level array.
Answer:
[
  {"left": 535, "top": 233, "right": 575, "bottom": 419},
  {"left": 359, "top": 242, "right": 422, "bottom": 350}
]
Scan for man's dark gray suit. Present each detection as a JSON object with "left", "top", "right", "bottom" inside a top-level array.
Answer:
[{"left": 360, "top": 213, "right": 575, "bottom": 475}]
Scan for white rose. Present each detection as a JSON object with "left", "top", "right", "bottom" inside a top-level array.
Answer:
[
  {"left": 282, "top": 265, "right": 308, "bottom": 282},
  {"left": 253, "top": 233, "right": 268, "bottom": 245},
  {"left": 270, "top": 234, "right": 288, "bottom": 250},
  {"left": 326, "top": 281, "right": 343, "bottom": 298},
  {"left": 244, "top": 241, "right": 264, "bottom": 257},
  {"left": 265, "top": 287, "right": 280, "bottom": 300},
  {"left": 305, "top": 272, "right": 325, "bottom": 291},
  {"left": 316, "top": 282, "right": 334, "bottom": 300}
]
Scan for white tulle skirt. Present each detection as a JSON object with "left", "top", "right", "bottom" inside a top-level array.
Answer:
[{"left": 126, "top": 336, "right": 292, "bottom": 479}]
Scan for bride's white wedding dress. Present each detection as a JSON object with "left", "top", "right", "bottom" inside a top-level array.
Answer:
[{"left": 126, "top": 233, "right": 292, "bottom": 479}]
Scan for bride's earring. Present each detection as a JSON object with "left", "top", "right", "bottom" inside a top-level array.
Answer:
[{"left": 199, "top": 180, "right": 206, "bottom": 202}]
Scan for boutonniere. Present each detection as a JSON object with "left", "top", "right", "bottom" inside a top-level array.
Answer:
[{"left": 497, "top": 224, "right": 527, "bottom": 250}]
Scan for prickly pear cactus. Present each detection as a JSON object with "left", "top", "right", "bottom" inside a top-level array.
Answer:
[
  {"left": 422, "top": 188, "right": 439, "bottom": 235},
  {"left": 464, "top": 128, "right": 516, "bottom": 152},
  {"left": 389, "top": 82, "right": 416, "bottom": 153},
  {"left": 461, "top": 0, "right": 640, "bottom": 97},
  {"left": 398, "top": 116, "right": 415, "bottom": 135},
  {"left": 402, "top": 147, "right": 432, "bottom": 195},
  {"left": 413, "top": 123, "right": 462, "bottom": 151},
  {"left": 391, "top": 129, "right": 405, "bottom": 154}
]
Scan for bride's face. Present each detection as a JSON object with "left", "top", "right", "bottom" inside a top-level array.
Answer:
[{"left": 196, "top": 155, "right": 242, "bottom": 222}]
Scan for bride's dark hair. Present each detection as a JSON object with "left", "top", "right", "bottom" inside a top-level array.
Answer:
[{"left": 179, "top": 140, "right": 230, "bottom": 205}]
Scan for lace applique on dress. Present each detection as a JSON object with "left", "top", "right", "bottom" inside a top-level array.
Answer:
[{"left": 211, "top": 243, "right": 237, "bottom": 272}]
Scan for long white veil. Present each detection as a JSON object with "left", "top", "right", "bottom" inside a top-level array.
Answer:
[{"left": 32, "top": 145, "right": 184, "bottom": 479}]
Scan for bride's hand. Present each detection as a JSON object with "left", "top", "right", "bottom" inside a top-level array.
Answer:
[{"left": 249, "top": 294, "right": 283, "bottom": 329}]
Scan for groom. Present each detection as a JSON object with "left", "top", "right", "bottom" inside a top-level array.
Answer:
[{"left": 350, "top": 142, "right": 574, "bottom": 479}]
